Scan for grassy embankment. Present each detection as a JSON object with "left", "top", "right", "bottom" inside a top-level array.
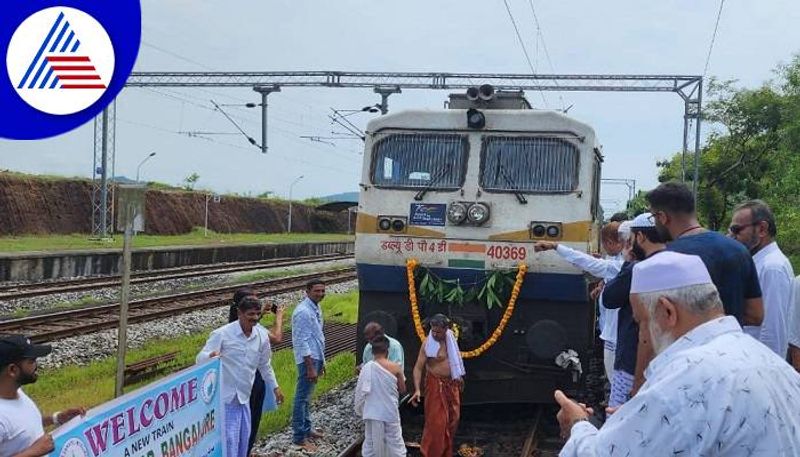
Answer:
[
  {"left": 0, "top": 229, "right": 353, "bottom": 253},
  {"left": 26, "top": 290, "right": 359, "bottom": 438}
]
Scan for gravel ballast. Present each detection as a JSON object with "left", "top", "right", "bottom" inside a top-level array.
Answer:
[
  {"left": 0, "top": 258, "right": 354, "bottom": 315},
  {"left": 36, "top": 279, "right": 357, "bottom": 369},
  {"left": 253, "top": 379, "right": 364, "bottom": 457}
]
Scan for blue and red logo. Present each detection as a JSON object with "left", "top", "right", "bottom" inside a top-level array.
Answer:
[{"left": 1, "top": 1, "right": 140, "bottom": 139}]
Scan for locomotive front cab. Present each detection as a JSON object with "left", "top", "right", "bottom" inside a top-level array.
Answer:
[{"left": 355, "top": 91, "right": 604, "bottom": 404}]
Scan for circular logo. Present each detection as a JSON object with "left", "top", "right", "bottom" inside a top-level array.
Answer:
[
  {"left": 201, "top": 369, "right": 218, "bottom": 404},
  {"left": 59, "top": 438, "right": 90, "bottom": 457},
  {"left": 6, "top": 6, "right": 115, "bottom": 115}
]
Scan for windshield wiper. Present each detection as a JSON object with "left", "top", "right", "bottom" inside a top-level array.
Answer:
[
  {"left": 414, "top": 163, "right": 453, "bottom": 201},
  {"left": 495, "top": 162, "right": 527, "bottom": 204}
]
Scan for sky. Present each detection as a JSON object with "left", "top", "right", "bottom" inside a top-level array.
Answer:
[{"left": 2, "top": 0, "right": 799, "bottom": 214}]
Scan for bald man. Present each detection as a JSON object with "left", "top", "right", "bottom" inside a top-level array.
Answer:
[{"left": 361, "top": 322, "right": 404, "bottom": 370}]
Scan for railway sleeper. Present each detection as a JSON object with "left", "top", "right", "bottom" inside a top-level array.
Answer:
[{"left": 123, "top": 351, "right": 180, "bottom": 387}]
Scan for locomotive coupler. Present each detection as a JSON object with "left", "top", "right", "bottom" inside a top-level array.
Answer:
[{"left": 555, "top": 349, "right": 583, "bottom": 383}]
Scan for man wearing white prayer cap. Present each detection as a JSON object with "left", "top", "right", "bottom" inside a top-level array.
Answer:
[{"left": 555, "top": 251, "right": 800, "bottom": 457}]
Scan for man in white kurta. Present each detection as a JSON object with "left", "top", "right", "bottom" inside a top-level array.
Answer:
[
  {"left": 197, "top": 296, "right": 283, "bottom": 457},
  {"left": 535, "top": 220, "right": 627, "bottom": 381},
  {"left": 355, "top": 336, "right": 406, "bottom": 457},
  {"left": 788, "top": 276, "right": 800, "bottom": 370},
  {"left": 730, "top": 200, "right": 795, "bottom": 356},
  {"left": 555, "top": 251, "right": 800, "bottom": 457}
]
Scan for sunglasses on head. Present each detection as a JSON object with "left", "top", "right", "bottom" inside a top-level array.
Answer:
[{"left": 728, "top": 221, "right": 760, "bottom": 235}]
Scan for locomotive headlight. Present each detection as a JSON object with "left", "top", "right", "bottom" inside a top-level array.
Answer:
[
  {"left": 466, "top": 108, "right": 486, "bottom": 129},
  {"left": 532, "top": 224, "right": 546, "bottom": 237},
  {"left": 546, "top": 225, "right": 561, "bottom": 238},
  {"left": 391, "top": 219, "right": 406, "bottom": 232},
  {"left": 447, "top": 203, "right": 468, "bottom": 224},
  {"left": 467, "top": 203, "right": 490, "bottom": 225},
  {"left": 378, "top": 218, "right": 392, "bottom": 231}
]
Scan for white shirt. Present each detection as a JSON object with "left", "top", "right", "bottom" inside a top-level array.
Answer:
[
  {"left": 561, "top": 316, "right": 800, "bottom": 457},
  {"left": 0, "top": 389, "right": 44, "bottom": 456},
  {"left": 744, "top": 242, "right": 795, "bottom": 356},
  {"left": 788, "top": 276, "right": 800, "bottom": 350},
  {"left": 196, "top": 321, "right": 278, "bottom": 405},
  {"left": 556, "top": 245, "right": 623, "bottom": 344},
  {"left": 354, "top": 361, "right": 401, "bottom": 423}
]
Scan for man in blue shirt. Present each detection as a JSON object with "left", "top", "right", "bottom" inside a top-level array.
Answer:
[
  {"left": 361, "top": 322, "right": 404, "bottom": 371},
  {"left": 646, "top": 181, "right": 763, "bottom": 326},
  {"left": 291, "top": 279, "right": 327, "bottom": 451}
]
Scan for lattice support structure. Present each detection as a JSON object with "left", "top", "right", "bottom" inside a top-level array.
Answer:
[
  {"left": 93, "top": 71, "right": 704, "bottom": 229},
  {"left": 91, "top": 101, "right": 116, "bottom": 239}
]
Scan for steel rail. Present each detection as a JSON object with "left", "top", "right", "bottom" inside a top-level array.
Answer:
[
  {"left": 0, "top": 253, "right": 353, "bottom": 300},
  {"left": 0, "top": 268, "right": 356, "bottom": 343}
]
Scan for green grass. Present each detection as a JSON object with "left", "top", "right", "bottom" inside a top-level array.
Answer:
[
  {"left": 25, "top": 290, "right": 359, "bottom": 436},
  {"left": 260, "top": 290, "right": 359, "bottom": 333},
  {"left": 234, "top": 267, "right": 311, "bottom": 284},
  {"left": 256, "top": 351, "right": 355, "bottom": 437},
  {"left": 0, "top": 229, "right": 353, "bottom": 253}
]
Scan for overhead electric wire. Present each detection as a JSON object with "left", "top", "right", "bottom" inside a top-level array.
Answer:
[
  {"left": 703, "top": 0, "right": 726, "bottom": 77},
  {"left": 129, "top": 87, "right": 363, "bottom": 162},
  {"left": 117, "top": 118, "right": 356, "bottom": 174},
  {"left": 210, "top": 100, "right": 261, "bottom": 149},
  {"left": 501, "top": 0, "right": 548, "bottom": 107},
  {"left": 141, "top": 40, "right": 216, "bottom": 71},
  {"left": 526, "top": 0, "right": 567, "bottom": 110}
]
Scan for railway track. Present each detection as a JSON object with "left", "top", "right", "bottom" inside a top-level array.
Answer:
[
  {"left": 125, "top": 322, "right": 357, "bottom": 387},
  {"left": 380, "top": 404, "right": 563, "bottom": 457},
  {"left": 0, "top": 252, "right": 353, "bottom": 300},
  {"left": 0, "top": 267, "right": 356, "bottom": 343}
]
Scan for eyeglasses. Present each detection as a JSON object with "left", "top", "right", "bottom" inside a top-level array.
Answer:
[{"left": 728, "top": 222, "right": 760, "bottom": 235}]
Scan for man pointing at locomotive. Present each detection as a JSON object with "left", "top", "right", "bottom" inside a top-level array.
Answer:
[{"left": 410, "top": 314, "right": 465, "bottom": 457}]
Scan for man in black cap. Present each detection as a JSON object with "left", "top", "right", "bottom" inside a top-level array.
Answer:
[{"left": 0, "top": 334, "right": 85, "bottom": 456}]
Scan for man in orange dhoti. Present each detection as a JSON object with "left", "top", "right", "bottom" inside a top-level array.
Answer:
[{"left": 410, "top": 314, "right": 466, "bottom": 457}]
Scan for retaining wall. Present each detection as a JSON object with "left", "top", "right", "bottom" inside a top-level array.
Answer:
[{"left": 0, "top": 241, "right": 354, "bottom": 282}]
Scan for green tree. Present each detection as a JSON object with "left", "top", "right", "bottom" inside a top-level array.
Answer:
[
  {"left": 182, "top": 172, "right": 200, "bottom": 190},
  {"left": 655, "top": 55, "right": 800, "bottom": 267}
]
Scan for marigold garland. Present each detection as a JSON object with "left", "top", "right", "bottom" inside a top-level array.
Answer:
[{"left": 406, "top": 258, "right": 527, "bottom": 359}]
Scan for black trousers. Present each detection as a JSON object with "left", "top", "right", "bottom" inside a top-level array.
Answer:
[{"left": 248, "top": 371, "right": 266, "bottom": 454}]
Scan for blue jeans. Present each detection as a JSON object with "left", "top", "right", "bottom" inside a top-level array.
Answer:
[{"left": 292, "top": 359, "right": 323, "bottom": 444}]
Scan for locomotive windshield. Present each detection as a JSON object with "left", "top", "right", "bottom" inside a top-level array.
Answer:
[
  {"left": 371, "top": 133, "right": 467, "bottom": 189},
  {"left": 480, "top": 136, "right": 579, "bottom": 193}
]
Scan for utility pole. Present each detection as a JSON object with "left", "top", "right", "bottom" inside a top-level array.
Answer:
[
  {"left": 252, "top": 86, "right": 281, "bottom": 153},
  {"left": 287, "top": 175, "right": 304, "bottom": 233},
  {"left": 204, "top": 193, "right": 210, "bottom": 237},
  {"left": 114, "top": 184, "right": 145, "bottom": 397},
  {"left": 136, "top": 151, "right": 156, "bottom": 182},
  {"left": 204, "top": 193, "right": 220, "bottom": 236},
  {"left": 100, "top": 110, "right": 109, "bottom": 237}
]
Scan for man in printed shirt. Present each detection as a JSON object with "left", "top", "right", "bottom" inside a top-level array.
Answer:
[
  {"left": 291, "top": 279, "right": 327, "bottom": 451},
  {"left": 555, "top": 251, "right": 800, "bottom": 457},
  {"left": 197, "top": 296, "right": 283, "bottom": 457},
  {"left": 535, "top": 221, "right": 626, "bottom": 382},
  {"left": 729, "top": 200, "right": 795, "bottom": 357}
]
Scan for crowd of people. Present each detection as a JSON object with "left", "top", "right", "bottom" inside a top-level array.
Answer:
[
  {"left": 544, "top": 181, "right": 800, "bottom": 456},
  {"left": 3, "top": 181, "right": 800, "bottom": 457}
]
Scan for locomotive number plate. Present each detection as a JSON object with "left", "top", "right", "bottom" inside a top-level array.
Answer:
[{"left": 486, "top": 245, "right": 527, "bottom": 260}]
